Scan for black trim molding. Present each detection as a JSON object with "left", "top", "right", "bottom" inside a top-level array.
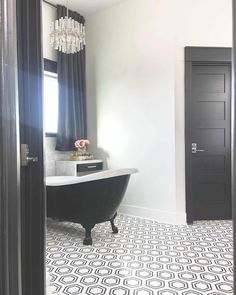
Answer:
[{"left": 185, "top": 46, "right": 232, "bottom": 62}]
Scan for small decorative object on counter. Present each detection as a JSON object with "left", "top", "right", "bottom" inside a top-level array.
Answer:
[{"left": 71, "top": 139, "right": 93, "bottom": 161}]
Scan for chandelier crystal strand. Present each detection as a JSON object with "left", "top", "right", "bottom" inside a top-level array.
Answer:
[{"left": 50, "top": 9, "right": 86, "bottom": 54}]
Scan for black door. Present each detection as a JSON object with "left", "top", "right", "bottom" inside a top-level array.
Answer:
[
  {"left": 17, "top": 0, "right": 45, "bottom": 294},
  {"left": 186, "top": 64, "right": 232, "bottom": 222}
]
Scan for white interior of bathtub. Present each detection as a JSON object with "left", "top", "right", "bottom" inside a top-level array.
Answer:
[{"left": 46, "top": 168, "right": 138, "bottom": 186}]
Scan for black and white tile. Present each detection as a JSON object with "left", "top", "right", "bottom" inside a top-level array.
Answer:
[{"left": 46, "top": 215, "right": 233, "bottom": 295}]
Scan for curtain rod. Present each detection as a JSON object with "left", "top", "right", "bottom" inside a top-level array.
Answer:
[{"left": 43, "top": 0, "right": 57, "bottom": 9}]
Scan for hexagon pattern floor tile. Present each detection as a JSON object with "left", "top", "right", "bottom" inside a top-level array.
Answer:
[{"left": 46, "top": 215, "right": 233, "bottom": 295}]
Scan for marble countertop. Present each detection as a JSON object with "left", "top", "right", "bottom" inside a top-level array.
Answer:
[{"left": 56, "top": 159, "right": 103, "bottom": 165}]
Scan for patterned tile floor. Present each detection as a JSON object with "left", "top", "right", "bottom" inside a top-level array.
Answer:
[{"left": 46, "top": 215, "right": 233, "bottom": 295}]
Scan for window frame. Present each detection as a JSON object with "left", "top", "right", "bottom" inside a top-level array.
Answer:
[{"left": 43, "top": 58, "right": 58, "bottom": 137}]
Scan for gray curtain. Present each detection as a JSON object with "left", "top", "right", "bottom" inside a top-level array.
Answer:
[{"left": 56, "top": 5, "right": 87, "bottom": 151}]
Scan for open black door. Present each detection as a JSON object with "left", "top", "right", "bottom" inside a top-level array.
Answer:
[
  {"left": 0, "top": 1, "right": 22, "bottom": 295},
  {"left": 17, "top": 0, "right": 45, "bottom": 295},
  {"left": 0, "top": 0, "right": 45, "bottom": 294}
]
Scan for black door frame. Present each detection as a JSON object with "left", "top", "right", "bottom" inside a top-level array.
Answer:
[{"left": 185, "top": 47, "right": 232, "bottom": 224}]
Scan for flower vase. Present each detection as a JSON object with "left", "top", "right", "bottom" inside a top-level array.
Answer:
[
  {"left": 70, "top": 151, "right": 79, "bottom": 161},
  {"left": 70, "top": 147, "right": 93, "bottom": 161}
]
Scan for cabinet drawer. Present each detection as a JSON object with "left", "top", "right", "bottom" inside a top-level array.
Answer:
[{"left": 77, "top": 162, "right": 103, "bottom": 172}]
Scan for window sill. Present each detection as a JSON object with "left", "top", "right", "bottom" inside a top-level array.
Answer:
[{"left": 45, "top": 132, "right": 57, "bottom": 138}]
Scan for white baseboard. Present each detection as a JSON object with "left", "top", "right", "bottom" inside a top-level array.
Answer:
[{"left": 118, "top": 204, "right": 186, "bottom": 225}]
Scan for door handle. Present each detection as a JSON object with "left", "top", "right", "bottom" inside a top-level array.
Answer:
[
  {"left": 21, "top": 144, "right": 38, "bottom": 166},
  {"left": 192, "top": 143, "right": 205, "bottom": 154},
  {"left": 26, "top": 156, "right": 38, "bottom": 163}
]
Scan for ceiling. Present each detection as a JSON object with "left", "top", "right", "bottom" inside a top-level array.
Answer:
[{"left": 47, "top": 0, "right": 125, "bottom": 16}]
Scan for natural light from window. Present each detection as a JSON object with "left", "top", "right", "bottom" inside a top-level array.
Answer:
[{"left": 44, "top": 72, "right": 58, "bottom": 134}]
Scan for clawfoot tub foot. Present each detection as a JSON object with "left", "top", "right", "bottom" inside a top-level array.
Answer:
[
  {"left": 82, "top": 225, "right": 95, "bottom": 245},
  {"left": 110, "top": 213, "right": 119, "bottom": 234}
]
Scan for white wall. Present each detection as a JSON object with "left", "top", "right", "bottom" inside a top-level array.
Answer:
[
  {"left": 172, "top": 0, "right": 232, "bottom": 219},
  {"left": 42, "top": 2, "right": 57, "bottom": 61},
  {"left": 86, "top": 0, "right": 232, "bottom": 224}
]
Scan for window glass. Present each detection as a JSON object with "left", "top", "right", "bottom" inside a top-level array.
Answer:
[{"left": 44, "top": 72, "right": 58, "bottom": 134}]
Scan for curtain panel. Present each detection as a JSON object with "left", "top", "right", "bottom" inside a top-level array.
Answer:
[{"left": 56, "top": 5, "right": 87, "bottom": 151}]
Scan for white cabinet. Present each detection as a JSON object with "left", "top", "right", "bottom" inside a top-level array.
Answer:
[{"left": 56, "top": 160, "right": 103, "bottom": 176}]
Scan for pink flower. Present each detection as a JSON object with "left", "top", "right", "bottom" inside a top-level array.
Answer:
[
  {"left": 84, "top": 140, "right": 90, "bottom": 145},
  {"left": 74, "top": 139, "right": 90, "bottom": 149}
]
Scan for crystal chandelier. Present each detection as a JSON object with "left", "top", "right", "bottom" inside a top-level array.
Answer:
[{"left": 50, "top": 7, "right": 86, "bottom": 54}]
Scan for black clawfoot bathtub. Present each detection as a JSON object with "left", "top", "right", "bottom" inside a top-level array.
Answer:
[{"left": 46, "top": 169, "right": 137, "bottom": 245}]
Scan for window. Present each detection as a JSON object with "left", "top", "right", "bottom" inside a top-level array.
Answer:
[{"left": 44, "top": 71, "right": 58, "bottom": 134}]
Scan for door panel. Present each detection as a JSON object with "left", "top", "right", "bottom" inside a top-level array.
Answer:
[
  {"left": 194, "top": 101, "right": 225, "bottom": 120},
  {"left": 193, "top": 155, "right": 225, "bottom": 175},
  {"left": 187, "top": 64, "right": 231, "bottom": 221},
  {"left": 193, "top": 128, "right": 225, "bottom": 147},
  {"left": 194, "top": 73, "right": 226, "bottom": 94}
]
